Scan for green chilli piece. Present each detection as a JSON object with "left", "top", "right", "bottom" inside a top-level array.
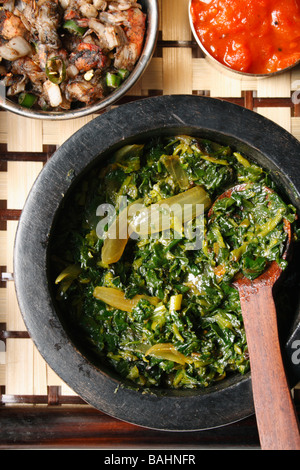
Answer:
[
  {"left": 18, "top": 92, "right": 38, "bottom": 108},
  {"left": 106, "top": 70, "right": 129, "bottom": 88},
  {"left": 45, "top": 56, "right": 66, "bottom": 85},
  {"left": 106, "top": 72, "right": 122, "bottom": 88},
  {"left": 118, "top": 69, "right": 129, "bottom": 80},
  {"left": 63, "top": 20, "right": 87, "bottom": 36}
]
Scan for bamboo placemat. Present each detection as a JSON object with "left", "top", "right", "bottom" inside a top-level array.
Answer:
[{"left": 0, "top": 0, "right": 299, "bottom": 446}]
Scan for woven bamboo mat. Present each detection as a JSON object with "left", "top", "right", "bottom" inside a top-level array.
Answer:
[{"left": 0, "top": 0, "right": 300, "bottom": 405}]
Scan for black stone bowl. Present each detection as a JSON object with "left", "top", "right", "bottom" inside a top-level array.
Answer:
[{"left": 14, "top": 95, "right": 300, "bottom": 431}]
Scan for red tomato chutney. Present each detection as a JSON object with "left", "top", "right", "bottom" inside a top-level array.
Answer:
[{"left": 190, "top": 0, "right": 300, "bottom": 74}]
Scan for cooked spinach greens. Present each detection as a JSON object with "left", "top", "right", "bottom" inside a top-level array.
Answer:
[{"left": 52, "top": 135, "right": 297, "bottom": 389}]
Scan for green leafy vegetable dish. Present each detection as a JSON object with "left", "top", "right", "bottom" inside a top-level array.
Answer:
[{"left": 52, "top": 135, "right": 297, "bottom": 389}]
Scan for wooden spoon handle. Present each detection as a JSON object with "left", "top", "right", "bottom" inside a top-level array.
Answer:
[{"left": 237, "top": 282, "right": 300, "bottom": 450}]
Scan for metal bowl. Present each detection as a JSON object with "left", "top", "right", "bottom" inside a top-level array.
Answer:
[
  {"left": 188, "top": 0, "right": 300, "bottom": 79},
  {"left": 14, "top": 95, "right": 300, "bottom": 431},
  {"left": 0, "top": 0, "right": 158, "bottom": 121}
]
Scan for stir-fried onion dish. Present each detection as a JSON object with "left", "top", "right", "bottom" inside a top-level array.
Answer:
[
  {"left": 0, "top": 0, "right": 146, "bottom": 110},
  {"left": 52, "top": 136, "right": 297, "bottom": 389}
]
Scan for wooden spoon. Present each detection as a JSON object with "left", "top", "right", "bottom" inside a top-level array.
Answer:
[{"left": 208, "top": 185, "right": 300, "bottom": 450}]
